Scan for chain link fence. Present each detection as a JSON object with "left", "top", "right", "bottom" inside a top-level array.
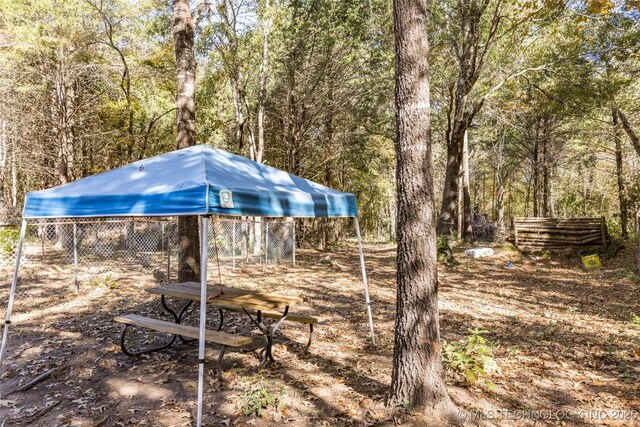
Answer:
[{"left": 0, "top": 217, "right": 295, "bottom": 287}]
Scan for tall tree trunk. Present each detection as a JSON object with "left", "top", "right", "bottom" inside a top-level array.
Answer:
[
  {"left": 230, "top": 75, "right": 246, "bottom": 150},
  {"left": 495, "top": 171, "right": 505, "bottom": 237},
  {"left": 436, "top": 120, "right": 463, "bottom": 236},
  {"left": 542, "top": 126, "right": 549, "bottom": 217},
  {"left": 457, "top": 174, "right": 463, "bottom": 238},
  {"left": 532, "top": 121, "right": 539, "bottom": 217},
  {"left": 51, "top": 58, "right": 76, "bottom": 251},
  {"left": 613, "top": 107, "right": 628, "bottom": 237},
  {"left": 614, "top": 106, "right": 640, "bottom": 157},
  {"left": 580, "top": 163, "right": 587, "bottom": 216},
  {"left": 320, "top": 80, "right": 335, "bottom": 250},
  {"left": 0, "top": 118, "right": 7, "bottom": 210},
  {"left": 11, "top": 139, "right": 17, "bottom": 208},
  {"left": 524, "top": 176, "right": 530, "bottom": 217},
  {"left": 256, "top": 0, "right": 271, "bottom": 165},
  {"left": 462, "top": 130, "right": 473, "bottom": 242},
  {"left": 435, "top": 0, "right": 500, "bottom": 236},
  {"left": 389, "top": 0, "right": 459, "bottom": 420},
  {"left": 173, "top": 0, "right": 200, "bottom": 283},
  {"left": 52, "top": 59, "right": 76, "bottom": 186},
  {"left": 636, "top": 210, "right": 640, "bottom": 273}
]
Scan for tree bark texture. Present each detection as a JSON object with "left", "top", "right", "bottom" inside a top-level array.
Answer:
[
  {"left": 615, "top": 106, "right": 640, "bottom": 157},
  {"left": 389, "top": 0, "right": 458, "bottom": 419},
  {"left": 0, "top": 118, "right": 7, "bottom": 209},
  {"left": 173, "top": 0, "right": 200, "bottom": 282},
  {"left": 437, "top": 128, "right": 462, "bottom": 237},
  {"left": 435, "top": 0, "right": 500, "bottom": 236},
  {"left": 612, "top": 107, "right": 627, "bottom": 237},
  {"left": 462, "top": 130, "right": 473, "bottom": 242},
  {"left": 257, "top": 0, "right": 271, "bottom": 165},
  {"left": 532, "top": 121, "right": 539, "bottom": 217},
  {"left": 636, "top": 210, "right": 640, "bottom": 273}
]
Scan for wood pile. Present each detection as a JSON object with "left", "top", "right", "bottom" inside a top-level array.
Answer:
[{"left": 512, "top": 217, "right": 609, "bottom": 250}]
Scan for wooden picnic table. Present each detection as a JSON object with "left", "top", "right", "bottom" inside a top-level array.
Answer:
[
  {"left": 146, "top": 282, "right": 307, "bottom": 368},
  {"left": 146, "top": 281, "right": 306, "bottom": 311}
]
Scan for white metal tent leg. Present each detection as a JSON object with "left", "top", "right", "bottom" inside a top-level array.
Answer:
[
  {"left": 355, "top": 217, "right": 375, "bottom": 344},
  {"left": 196, "top": 216, "right": 209, "bottom": 427},
  {"left": 0, "top": 219, "right": 28, "bottom": 367}
]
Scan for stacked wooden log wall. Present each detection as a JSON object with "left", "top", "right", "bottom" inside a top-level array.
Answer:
[{"left": 512, "top": 217, "right": 609, "bottom": 250}]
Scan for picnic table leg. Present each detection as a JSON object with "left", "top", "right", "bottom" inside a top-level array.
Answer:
[
  {"left": 243, "top": 306, "right": 289, "bottom": 369},
  {"left": 216, "top": 308, "right": 224, "bottom": 331},
  {"left": 160, "top": 294, "right": 192, "bottom": 323},
  {"left": 119, "top": 323, "right": 177, "bottom": 356},
  {"left": 161, "top": 295, "right": 194, "bottom": 343},
  {"left": 303, "top": 324, "right": 314, "bottom": 353},
  {"left": 216, "top": 345, "right": 227, "bottom": 377}
]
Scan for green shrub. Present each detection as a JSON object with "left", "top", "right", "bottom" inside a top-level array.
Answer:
[
  {"left": 437, "top": 236, "right": 455, "bottom": 264},
  {"left": 85, "top": 273, "right": 119, "bottom": 289},
  {"left": 443, "top": 329, "right": 497, "bottom": 391},
  {"left": 240, "top": 381, "right": 285, "bottom": 417},
  {"left": 0, "top": 227, "right": 20, "bottom": 260},
  {"left": 613, "top": 269, "right": 638, "bottom": 281}
]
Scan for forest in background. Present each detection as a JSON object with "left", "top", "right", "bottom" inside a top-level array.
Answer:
[{"left": 0, "top": 0, "right": 639, "bottom": 244}]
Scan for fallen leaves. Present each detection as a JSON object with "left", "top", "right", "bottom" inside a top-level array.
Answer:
[{"left": 0, "top": 243, "right": 638, "bottom": 426}]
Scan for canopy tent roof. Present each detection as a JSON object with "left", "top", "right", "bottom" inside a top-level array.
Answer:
[{"left": 23, "top": 145, "right": 358, "bottom": 218}]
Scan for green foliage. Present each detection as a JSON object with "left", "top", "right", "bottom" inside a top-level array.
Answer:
[
  {"left": 402, "top": 399, "right": 413, "bottom": 414},
  {"left": 1, "top": 0, "right": 639, "bottom": 244},
  {"left": 85, "top": 274, "right": 119, "bottom": 290},
  {"left": 443, "top": 329, "right": 497, "bottom": 391},
  {"left": 605, "top": 333, "right": 616, "bottom": 356},
  {"left": 613, "top": 268, "right": 637, "bottom": 281},
  {"left": 578, "top": 241, "right": 624, "bottom": 260},
  {"left": 0, "top": 227, "right": 20, "bottom": 260},
  {"left": 436, "top": 235, "right": 457, "bottom": 264},
  {"left": 436, "top": 235, "right": 450, "bottom": 251},
  {"left": 240, "top": 380, "right": 286, "bottom": 417},
  {"left": 632, "top": 313, "right": 640, "bottom": 326}
]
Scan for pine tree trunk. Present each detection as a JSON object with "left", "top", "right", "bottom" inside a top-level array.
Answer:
[
  {"left": 636, "top": 211, "right": 640, "bottom": 272},
  {"left": 457, "top": 174, "right": 463, "bottom": 239},
  {"left": 11, "top": 140, "right": 17, "bottom": 208},
  {"left": 257, "top": 0, "right": 270, "bottom": 165},
  {"left": 462, "top": 130, "right": 473, "bottom": 242},
  {"left": 173, "top": 0, "right": 200, "bottom": 283},
  {"left": 0, "top": 118, "right": 7, "bottom": 210},
  {"left": 532, "top": 121, "right": 539, "bottom": 217},
  {"left": 436, "top": 128, "right": 463, "bottom": 236},
  {"left": 495, "top": 172, "right": 505, "bottom": 237},
  {"left": 613, "top": 107, "right": 627, "bottom": 237},
  {"left": 388, "top": 0, "right": 459, "bottom": 420}
]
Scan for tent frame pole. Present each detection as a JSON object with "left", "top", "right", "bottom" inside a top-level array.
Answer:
[
  {"left": 0, "top": 218, "right": 28, "bottom": 368},
  {"left": 196, "top": 215, "right": 209, "bottom": 427},
  {"left": 355, "top": 217, "right": 375, "bottom": 344}
]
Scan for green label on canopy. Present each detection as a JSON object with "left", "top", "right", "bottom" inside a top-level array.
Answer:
[{"left": 219, "top": 190, "right": 234, "bottom": 208}]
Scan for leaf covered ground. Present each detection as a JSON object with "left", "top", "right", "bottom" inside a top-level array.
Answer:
[{"left": 0, "top": 242, "right": 639, "bottom": 426}]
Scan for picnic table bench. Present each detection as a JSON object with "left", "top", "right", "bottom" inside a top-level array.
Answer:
[
  {"left": 113, "top": 314, "right": 252, "bottom": 372},
  {"left": 114, "top": 282, "right": 317, "bottom": 371}
]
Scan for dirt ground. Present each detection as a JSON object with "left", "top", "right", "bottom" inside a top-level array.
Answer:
[{"left": 0, "top": 242, "right": 639, "bottom": 426}]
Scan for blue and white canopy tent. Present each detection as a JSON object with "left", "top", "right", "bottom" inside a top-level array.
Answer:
[{"left": 1, "top": 145, "right": 374, "bottom": 426}]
